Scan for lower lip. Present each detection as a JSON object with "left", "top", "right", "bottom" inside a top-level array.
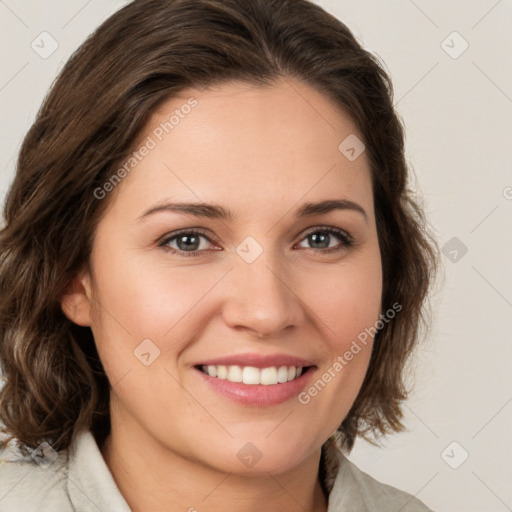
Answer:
[{"left": 194, "top": 367, "right": 315, "bottom": 406}]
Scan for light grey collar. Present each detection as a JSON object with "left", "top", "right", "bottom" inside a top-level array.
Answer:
[{"left": 66, "top": 429, "right": 131, "bottom": 511}]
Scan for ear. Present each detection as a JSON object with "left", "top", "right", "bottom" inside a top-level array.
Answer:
[{"left": 60, "top": 270, "right": 93, "bottom": 327}]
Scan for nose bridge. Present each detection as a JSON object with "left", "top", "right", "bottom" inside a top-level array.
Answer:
[{"left": 222, "top": 238, "right": 303, "bottom": 337}]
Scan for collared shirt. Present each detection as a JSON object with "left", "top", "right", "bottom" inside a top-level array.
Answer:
[{"left": 0, "top": 429, "right": 433, "bottom": 511}]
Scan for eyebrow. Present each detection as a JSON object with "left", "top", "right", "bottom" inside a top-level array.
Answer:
[{"left": 136, "top": 198, "right": 368, "bottom": 223}]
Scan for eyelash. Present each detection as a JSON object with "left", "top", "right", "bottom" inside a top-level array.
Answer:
[{"left": 158, "top": 226, "right": 354, "bottom": 258}]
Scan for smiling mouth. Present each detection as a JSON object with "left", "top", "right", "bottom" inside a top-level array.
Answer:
[{"left": 195, "top": 364, "right": 313, "bottom": 385}]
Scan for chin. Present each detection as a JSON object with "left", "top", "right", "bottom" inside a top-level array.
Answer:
[{"left": 197, "top": 437, "right": 317, "bottom": 476}]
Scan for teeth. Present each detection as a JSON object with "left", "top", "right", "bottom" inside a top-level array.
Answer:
[
  {"left": 199, "top": 364, "right": 305, "bottom": 385},
  {"left": 242, "top": 366, "right": 260, "bottom": 385},
  {"left": 277, "top": 366, "right": 288, "bottom": 383},
  {"left": 227, "top": 365, "right": 243, "bottom": 382},
  {"left": 260, "top": 366, "right": 277, "bottom": 385},
  {"left": 217, "top": 365, "right": 227, "bottom": 379}
]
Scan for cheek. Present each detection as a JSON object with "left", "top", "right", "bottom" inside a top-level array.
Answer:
[
  {"left": 87, "top": 259, "right": 213, "bottom": 415},
  {"left": 301, "top": 251, "right": 382, "bottom": 400},
  {"left": 308, "top": 258, "right": 382, "bottom": 348},
  {"left": 295, "top": 269, "right": 380, "bottom": 430},
  {"left": 90, "top": 250, "right": 209, "bottom": 339},
  {"left": 87, "top": 246, "right": 213, "bottom": 387}
]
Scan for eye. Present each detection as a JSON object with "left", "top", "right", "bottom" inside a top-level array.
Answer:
[
  {"left": 296, "top": 227, "right": 353, "bottom": 254},
  {"left": 158, "top": 229, "right": 215, "bottom": 257},
  {"left": 158, "top": 226, "right": 353, "bottom": 258}
]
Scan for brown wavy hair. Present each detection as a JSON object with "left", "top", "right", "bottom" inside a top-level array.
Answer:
[{"left": 0, "top": 0, "right": 439, "bottom": 455}]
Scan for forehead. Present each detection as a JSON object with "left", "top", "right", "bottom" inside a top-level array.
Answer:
[{"left": 109, "top": 77, "right": 374, "bottom": 223}]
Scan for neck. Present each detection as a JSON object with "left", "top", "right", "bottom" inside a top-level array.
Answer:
[{"left": 100, "top": 418, "right": 328, "bottom": 512}]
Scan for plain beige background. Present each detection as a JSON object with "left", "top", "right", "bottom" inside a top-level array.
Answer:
[{"left": 1, "top": 1, "right": 511, "bottom": 511}]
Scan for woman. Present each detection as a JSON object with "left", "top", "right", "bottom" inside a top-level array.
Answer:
[{"left": 0, "top": 0, "right": 439, "bottom": 510}]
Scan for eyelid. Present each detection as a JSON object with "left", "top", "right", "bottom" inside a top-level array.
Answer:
[
  {"left": 157, "top": 227, "right": 216, "bottom": 247},
  {"left": 300, "top": 225, "right": 353, "bottom": 243}
]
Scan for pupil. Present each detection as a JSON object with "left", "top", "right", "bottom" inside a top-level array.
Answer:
[
  {"left": 310, "top": 232, "right": 329, "bottom": 249},
  {"left": 178, "top": 234, "right": 199, "bottom": 251}
]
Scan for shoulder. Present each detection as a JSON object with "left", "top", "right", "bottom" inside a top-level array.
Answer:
[
  {"left": 0, "top": 446, "right": 72, "bottom": 511},
  {"left": 328, "top": 449, "right": 434, "bottom": 512}
]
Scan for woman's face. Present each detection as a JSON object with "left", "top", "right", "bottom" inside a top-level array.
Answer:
[{"left": 67, "top": 77, "right": 382, "bottom": 474}]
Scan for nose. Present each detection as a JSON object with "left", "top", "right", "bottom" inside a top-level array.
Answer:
[{"left": 221, "top": 252, "right": 305, "bottom": 339}]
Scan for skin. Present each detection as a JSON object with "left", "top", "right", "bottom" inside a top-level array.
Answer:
[{"left": 61, "top": 76, "right": 383, "bottom": 512}]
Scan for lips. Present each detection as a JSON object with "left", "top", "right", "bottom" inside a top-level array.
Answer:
[
  {"left": 192, "top": 353, "right": 316, "bottom": 406},
  {"left": 194, "top": 353, "right": 314, "bottom": 369}
]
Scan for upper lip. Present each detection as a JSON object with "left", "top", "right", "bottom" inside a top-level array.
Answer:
[{"left": 194, "top": 353, "right": 315, "bottom": 369}]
